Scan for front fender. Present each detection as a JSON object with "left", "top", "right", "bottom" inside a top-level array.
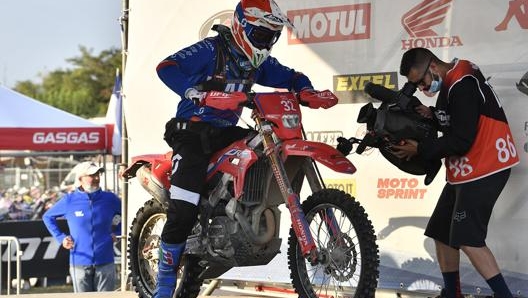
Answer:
[{"left": 280, "top": 140, "right": 356, "bottom": 174}]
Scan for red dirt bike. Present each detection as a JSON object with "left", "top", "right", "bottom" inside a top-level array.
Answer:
[{"left": 123, "top": 90, "right": 379, "bottom": 298}]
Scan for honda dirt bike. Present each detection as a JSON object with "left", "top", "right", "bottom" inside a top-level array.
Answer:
[{"left": 124, "top": 90, "right": 379, "bottom": 298}]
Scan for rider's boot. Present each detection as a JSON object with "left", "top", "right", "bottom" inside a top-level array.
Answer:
[{"left": 153, "top": 241, "right": 185, "bottom": 298}]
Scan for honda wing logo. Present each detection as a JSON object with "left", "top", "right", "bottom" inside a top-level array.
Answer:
[
  {"left": 199, "top": 10, "right": 233, "bottom": 39},
  {"left": 401, "top": 0, "right": 463, "bottom": 50},
  {"left": 402, "top": 0, "right": 451, "bottom": 37}
]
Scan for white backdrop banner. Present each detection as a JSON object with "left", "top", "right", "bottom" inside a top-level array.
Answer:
[{"left": 123, "top": 0, "right": 528, "bottom": 295}]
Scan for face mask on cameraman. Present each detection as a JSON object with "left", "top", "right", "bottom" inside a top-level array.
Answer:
[{"left": 427, "top": 70, "right": 442, "bottom": 93}]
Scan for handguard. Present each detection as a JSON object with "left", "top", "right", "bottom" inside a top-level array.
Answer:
[
  {"left": 202, "top": 91, "right": 247, "bottom": 110},
  {"left": 299, "top": 89, "right": 338, "bottom": 109}
]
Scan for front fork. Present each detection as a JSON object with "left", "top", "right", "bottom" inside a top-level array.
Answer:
[{"left": 256, "top": 118, "right": 321, "bottom": 263}]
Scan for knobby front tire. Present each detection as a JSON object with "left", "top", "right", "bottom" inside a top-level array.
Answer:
[{"left": 287, "top": 189, "right": 379, "bottom": 298}]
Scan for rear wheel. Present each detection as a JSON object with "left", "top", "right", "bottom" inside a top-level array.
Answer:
[
  {"left": 128, "top": 199, "right": 204, "bottom": 298},
  {"left": 287, "top": 189, "right": 379, "bottom": 298}
]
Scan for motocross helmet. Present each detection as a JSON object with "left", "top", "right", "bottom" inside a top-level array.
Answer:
[{"left": 231, "top": 0, "right": 293, "bottom": 68}]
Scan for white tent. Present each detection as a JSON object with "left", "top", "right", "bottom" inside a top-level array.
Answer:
[{"left": 0, "top": 85, "right": 109, "bottom": 153}]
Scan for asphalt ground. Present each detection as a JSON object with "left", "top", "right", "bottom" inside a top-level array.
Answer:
[
  {"left": 7, "top": 286, "right": 440, "bottom": 298},
  {"left": 3, "top": 275, "right": 444, "bottom": 298}
]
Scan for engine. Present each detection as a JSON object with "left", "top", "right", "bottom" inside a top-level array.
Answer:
[{"left": 188, "top": 158, "right": 282, "bottom": 273}]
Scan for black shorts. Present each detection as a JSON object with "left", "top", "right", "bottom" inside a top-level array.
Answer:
[
  {"left": 161, "top": 122, "right": 253, "bottom": 243},
  {"left": 424, "top": 168, "right": 510, "bottom": 248},
  {"left": 168, "top": 124, "right": 252, "bottom": 194}
]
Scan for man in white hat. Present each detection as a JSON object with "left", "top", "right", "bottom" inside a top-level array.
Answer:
[
  {"left": 74, "top": 162, "right": 105, "bottom": 191},
  {"left": 43, "top": 161, "right": 121, "bottom": 292}
]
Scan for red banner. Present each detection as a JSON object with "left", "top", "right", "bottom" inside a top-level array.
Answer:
[{"left": 0, "top": 127, "right": 108, "bottom": 151}]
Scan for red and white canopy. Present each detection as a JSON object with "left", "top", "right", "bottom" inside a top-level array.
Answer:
[{"left": 0, "top": 85, "right": 108, "bottom": 152}]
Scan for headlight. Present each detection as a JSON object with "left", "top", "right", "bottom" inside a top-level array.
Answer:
[{"left": 281, "top": 114, "right": 300, "bottom": 128}]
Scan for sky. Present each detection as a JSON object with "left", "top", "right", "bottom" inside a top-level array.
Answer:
[{"left": 0, "top": 0, "right": 122, "bottom": 88}]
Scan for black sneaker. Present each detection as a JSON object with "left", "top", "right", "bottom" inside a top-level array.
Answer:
[{"left": 433, "top": 288, "right": 447, "bottom": 298}]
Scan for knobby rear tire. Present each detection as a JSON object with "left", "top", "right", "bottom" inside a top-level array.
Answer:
[{"left": 128, "top": 199, "right": 204, "bottom": 298}]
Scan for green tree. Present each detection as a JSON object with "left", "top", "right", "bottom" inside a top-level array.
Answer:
[{"left": 14, "top": 46, "right": 122, "bottom": 118}]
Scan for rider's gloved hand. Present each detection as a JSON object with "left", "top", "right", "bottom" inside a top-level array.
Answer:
[
  {"left": 203, "top": 91, "right": 247, "bottom": 110},
  {"left": 336, "top": 137, "right": 353, "bottom": 156},
  {"left": 185, "top": 89, "right": 247, "bottom": 110},
  {"left": 299, "top": 89, "right": 338, "bottom": 109},
  {"left": 184, "top": 88, "right": 207, "bottom": 105}
]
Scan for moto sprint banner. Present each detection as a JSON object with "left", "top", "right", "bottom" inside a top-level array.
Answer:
[{"left": 122, "top": 0, "right": 528, "bottom": 295}]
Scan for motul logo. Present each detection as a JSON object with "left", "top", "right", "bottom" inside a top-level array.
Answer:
[
  {"left": 33, "top": 132, "right": 100, "bottom": 144},
  {"left": 401, "top": 0, "right": 463, "bottom": 50},
  {"left": 287, "top": 4, "right": 371, "bottom": 44}
]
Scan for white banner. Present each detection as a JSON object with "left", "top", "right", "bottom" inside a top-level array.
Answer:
[{"left": 123, "top": 0, "right": 528, "bottom": 295}]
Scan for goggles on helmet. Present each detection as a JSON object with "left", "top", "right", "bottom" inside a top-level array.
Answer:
[{"left": 246, "top": 25, "right": 281, "bottom": 50}]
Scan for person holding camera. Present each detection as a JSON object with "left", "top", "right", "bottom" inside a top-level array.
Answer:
[{"left": 392, "top": 47, "right": 519, "bottom": 298}]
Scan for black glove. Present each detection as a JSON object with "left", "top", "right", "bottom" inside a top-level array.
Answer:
[{"left": 336, "top": 137, "right": 353, "bottom": 156}]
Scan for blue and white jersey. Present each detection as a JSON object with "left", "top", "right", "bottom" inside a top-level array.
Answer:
[
  {"left": 157, "top": 33, "right": 313, "bottom": 127},
  {"left": 42, "top": 189, "right": 121, "bottom": 266}
]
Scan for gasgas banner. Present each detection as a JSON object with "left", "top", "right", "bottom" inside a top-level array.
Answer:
[{"left": 123, "top": 0, "right": 528, "bottom": 295}]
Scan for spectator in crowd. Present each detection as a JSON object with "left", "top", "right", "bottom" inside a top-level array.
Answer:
[
  {"left": 9, "top": 188, "right": 33, "bottom": 220},
  {"left": 0, "top": 190, "right": 13, "bottom": 221},
  {"left": 43, "top": 161, "right": 121, "bottom": 292}
]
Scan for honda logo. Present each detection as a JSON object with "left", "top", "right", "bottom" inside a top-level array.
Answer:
[{"left": 401, "top": 0, "right": 462, "bottom": 50}]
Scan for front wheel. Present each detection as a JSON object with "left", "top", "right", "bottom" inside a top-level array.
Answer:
[{"left": 287, "top": 189, "right": 379, "bottom": 298}]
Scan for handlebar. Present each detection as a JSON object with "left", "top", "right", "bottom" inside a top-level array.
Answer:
[{"left": 240, "top": 90, "right": 338, "bottom": 110}]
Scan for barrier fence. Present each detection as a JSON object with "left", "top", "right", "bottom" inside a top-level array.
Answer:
[
  {"left": 0, "top": 219, "right": 122, "bottom": 291},
  {"left": 0, "top": 236, "right": 22, "bottom": 295},
  {"left": 0, "top": 220, "right": 70, "bottom": 282}
]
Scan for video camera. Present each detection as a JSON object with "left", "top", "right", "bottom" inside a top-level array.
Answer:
[{"left": 337, "top": 81, "right": 441, "bottom": 185}]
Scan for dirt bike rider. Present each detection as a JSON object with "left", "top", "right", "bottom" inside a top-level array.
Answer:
[{"left": 154, "top": 1, "right": 333, "bottom": 297}]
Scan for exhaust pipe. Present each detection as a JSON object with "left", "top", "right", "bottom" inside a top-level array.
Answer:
[{"left": 136, "top": 165, "right": 170, "bottom": 203}]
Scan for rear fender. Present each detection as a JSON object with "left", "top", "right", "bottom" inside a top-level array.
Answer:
[
  {"left": 123, "top": 151, "right": 172, "bottom": 190},
  {"left": 281, "top": 140, "right": 356, "bottom": 174}
]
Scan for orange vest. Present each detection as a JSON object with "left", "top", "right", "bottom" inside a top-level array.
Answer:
[{"left": 442, "top": 60, "right": 520, "bottom": 184}]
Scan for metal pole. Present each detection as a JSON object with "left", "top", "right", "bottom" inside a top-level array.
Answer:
[
  {"left": 202, "top": 279, "right": 220, "bottom": 296},
  {"left": 7, "top": 241, "right": 11, "bottom": 296},
  {"left": 119, "top": 0, "right": 130, "bottom": 291},
  {"left": 16, "top": 240, "right": 21, "bottom": 295},
  {"left": 0, "top": 237, "right": 22, "bottom": 295}
]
